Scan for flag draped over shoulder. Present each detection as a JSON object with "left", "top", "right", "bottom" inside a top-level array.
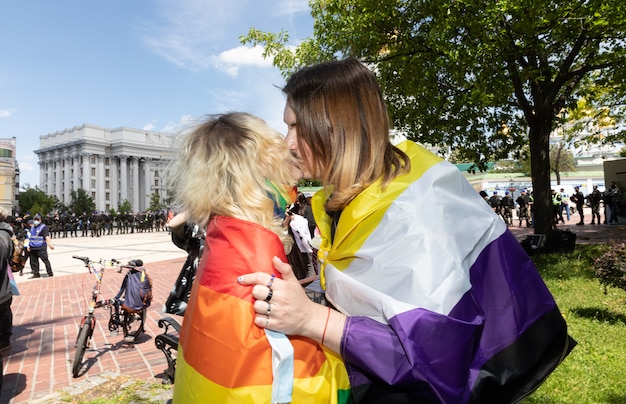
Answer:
[
  {"left": 313, "top": 141, "right": 575, "bottom": 403},
  {"left": 174, "top": 216, "right": 351, "bottom": 403}
]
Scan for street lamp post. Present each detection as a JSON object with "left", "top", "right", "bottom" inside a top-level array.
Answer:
[{"left": 509, "top": 178, "right": 515, "bottom": 200}]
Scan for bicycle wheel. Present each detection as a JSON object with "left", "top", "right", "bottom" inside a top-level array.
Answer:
[
  {"left": 73, "top": 318, "right": 92, "bottom": 377},
  {"left": 122, "top": 309, "right": 145, "bottom": 343}
]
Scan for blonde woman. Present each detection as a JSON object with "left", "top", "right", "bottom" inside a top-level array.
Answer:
[{"left": 168, "top": 113, "right": 350, "bottom": 403}]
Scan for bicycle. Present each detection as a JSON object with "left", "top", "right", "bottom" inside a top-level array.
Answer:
[{"left": 71, "top": 256, "right": 147, "bottom": 378}]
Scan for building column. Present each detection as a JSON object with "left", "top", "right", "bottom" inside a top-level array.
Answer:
[
  {"left": 110, "top": 155, "right": 119, "bottom": 210},
  {"left": 97, "top": 154, "right": 105, "bottom": 211},
  {"left": 63, "top": 151, "right": 71, "bottom": 204},
  {"left": 143, "top": 158, "right": 152, "bottom": 211},
  {"left": 132, "top": 156, "right": 139, "bottom": 212},
  {"left": 82, "top": 153, "right": 91, "bottom": 191},
  {"left": 72, "top": 148, "right": 80, "bottom": 195},
  {"left": 119, "top": 155, "right": 128, "bottom": 203},
  {"left": 46, "top": 156, "right": 53, "bottom": 195},
  {"left": 54, "top": 151, "right": 62, "bottom": 198}
]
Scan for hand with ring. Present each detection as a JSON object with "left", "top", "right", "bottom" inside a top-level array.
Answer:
[{"left": 237, "top": 256, "right": 320, "bottom": 336}]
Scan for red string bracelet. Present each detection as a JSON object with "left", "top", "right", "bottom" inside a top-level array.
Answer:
[{"left": 321, "top": 306, "right": 331, "bottom": 346}]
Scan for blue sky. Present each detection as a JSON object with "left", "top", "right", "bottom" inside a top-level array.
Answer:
[{"left": 0, "top": 0, "right": 313, "bottom": 188}]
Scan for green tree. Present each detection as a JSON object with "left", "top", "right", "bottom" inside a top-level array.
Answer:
[
  {"left": 68, "top": 189, "right": 96, "bottom": 215},
  {"left": 242, "top": 0, "right": 626, "bottom": 237},
  {"left": 148, "top": 192, "right": 163, "bottom": 212},
  {"left": 18, "top": 186, "right": 58, "bottom": 216},
  {"left": 550, "top": 142, "right": 576, "bottom": 185},
  {"left": 118, "top": 199, "right": 133, "bottom": 214}
]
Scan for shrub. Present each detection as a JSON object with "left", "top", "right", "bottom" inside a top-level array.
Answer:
[{"left": 595, "top": 242, "right": 626, "bottom": 294}]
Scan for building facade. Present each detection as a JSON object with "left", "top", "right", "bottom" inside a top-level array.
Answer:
[
  {"left": 0, "top": 137, "right": 20, "bottom": 214},
  {"left": 35, "top": 124, "right": 176, "bottom": 213}
]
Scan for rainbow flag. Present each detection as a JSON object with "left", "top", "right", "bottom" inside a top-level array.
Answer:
[
  {"left": 174, "top": 216, "right": 351, "bottom": 403},
  {"left": 313, "top": 141, "right": 575, "bottom": 403}
]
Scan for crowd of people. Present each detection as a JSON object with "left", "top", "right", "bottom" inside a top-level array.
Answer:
[
  {"left": 482, "top": 181, "right": 622, "bottom": 228},
  {"left": 7, "top": 210, "right": 170, "bottom": 240}
]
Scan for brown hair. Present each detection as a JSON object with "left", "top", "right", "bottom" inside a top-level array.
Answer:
[{"left": 283, "top": 58, "right": 409, "bottom": 211}]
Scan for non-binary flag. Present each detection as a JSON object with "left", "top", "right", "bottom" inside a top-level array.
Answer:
[{"left": 313, "top": 140, "right": 575, "bottom": 403}]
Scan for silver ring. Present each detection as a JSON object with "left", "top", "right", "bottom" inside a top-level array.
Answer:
[
  {"left": 267, "top": 274, "right": 276, "bottom": 288},
  {"left": 264, "top": 315, "right": 269, "bottom": 328},
  {"left": 264, "top": 288, "right": 273, "bottom": 302},
  {"left": 266, "top": 302, "right": 271, "bottom": 315}
]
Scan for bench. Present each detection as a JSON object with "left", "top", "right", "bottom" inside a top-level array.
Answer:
[{"left": 154, "top": 316, "right": 182, "bottom": 383}]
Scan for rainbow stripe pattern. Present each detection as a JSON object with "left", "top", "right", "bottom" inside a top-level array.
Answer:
[{"left": 174, "top": 216, "right": 351, "bottom": 403}]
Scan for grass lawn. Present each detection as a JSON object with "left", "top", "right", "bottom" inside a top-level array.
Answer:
[{"left": 524, "top": 244, "right": 626, "bottom": 404}]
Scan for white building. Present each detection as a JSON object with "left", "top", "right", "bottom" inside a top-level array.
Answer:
[
  {"left": 0, "top": 137, "right": 20, "bottom": 214},
  {"left": 35, "top": 124, "right": 176, "bottom": 213}
]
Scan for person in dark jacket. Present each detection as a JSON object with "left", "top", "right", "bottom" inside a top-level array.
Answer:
[
  {"left": 0, "top": 207, "right": 15, "bottom": 355},
  {"left": 27, "top": 213, "right": 55, "bottom": 278}
]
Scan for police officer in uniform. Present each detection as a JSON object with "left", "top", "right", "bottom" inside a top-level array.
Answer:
[{"left": 27, "top": 214, "right": 55, "bottom": 278}]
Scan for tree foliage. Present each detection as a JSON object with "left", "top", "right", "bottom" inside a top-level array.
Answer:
[
  {"left": 18, "top": 186, "right": 58, "bottom": 216},
  {"left": 68, "top": 189, "right": 96, "bottom": 215},
  {"left": 118, "top": 199, "right": 132, "bottom": 214},
  {"left": 241, "top": 0, "right": 626, "bottom": 236},
  {"left": 550, "top": 142, "right": 576, "bottom": 185},
  {"left": 148, "top": 192, "right": 163, "bottom": 212}
]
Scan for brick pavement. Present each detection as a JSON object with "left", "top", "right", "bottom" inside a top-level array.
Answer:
[
  {"left": 0, "top": 256, "right": 185, "bottom": 404},
  {"left": 0, "top": 212, "right": 622, "bottom": 403}
]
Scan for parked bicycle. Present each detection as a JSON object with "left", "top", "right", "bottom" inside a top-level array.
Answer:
[{"left": 71, "top": 256, "right": 148, "bottom": 378}]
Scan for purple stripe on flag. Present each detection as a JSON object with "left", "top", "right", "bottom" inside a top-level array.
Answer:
[{"left": 341, "top": 229, "right": 559, "bottom": 403}]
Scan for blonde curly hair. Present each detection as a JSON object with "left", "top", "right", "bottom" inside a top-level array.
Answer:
[{"left": 167, "top": 112, "right": 297, "bottom": 248}]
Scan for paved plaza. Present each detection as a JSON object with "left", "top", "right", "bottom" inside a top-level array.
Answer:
[
  {"left": 0, "top": 217, "right": 622, "bottom": 403},
  {"left": 1, "top": 231, "right": 186, "bottom": 403}
]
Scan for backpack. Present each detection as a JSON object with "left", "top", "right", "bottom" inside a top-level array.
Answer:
[
  {"left": 118, "top": 267, "right": 153, "bottom": 313},
  {"left": 9, "top": 237, "right": 26, "bottom": 273}
]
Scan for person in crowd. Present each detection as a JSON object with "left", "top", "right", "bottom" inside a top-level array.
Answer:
[
  {"left": 571, "top": 186, "right": 586, "bottom": 225},
  {"left": 587, "top": 185, "right": 602, "bottom": 225},
  {"left": 500, "top": 190, "right": 514, "bottom": 225},
  {"left": 238, "top": 58, "right": 574, "bottom": 403},
  {"left": 488, "top": 191, "right": 501, "bottom": 216},
  {"left": 551, "top": 189, "right": 564, "bottom": 224},
  {"left": 0, "top": 207, "right": 15, "bottom": 354},
  {"left": 516, "top": 189, "right": 531, "bottom": 227},
  {"left": 559, "top": 188, "right": 571, "bottom": 221},
  {"left": 167, "top": 112, "right": 349, "bottom": 402},
  {"left": 27, "top": 214, "right": 55, "bottom": 278},
  {"left": 604, "top": 181, "right": 620, "bottom": 225}
]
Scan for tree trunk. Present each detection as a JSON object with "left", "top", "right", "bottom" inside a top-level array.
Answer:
[{"left": 529, "top": 120, "right": 554, "bottom": 237}]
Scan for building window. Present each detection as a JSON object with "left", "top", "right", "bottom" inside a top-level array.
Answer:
[
  {"left": 91, "top": 167, "right": 96, "bottom": 176},
  {"left": 105, "top": 157, "right": 110, "bottom": 165},
  {"left": 90, "top": 155, "right": 96, "bottom": 164},
  {"left": 154, "top": 170, "right": 159, "bottom": 177},
  {"left": 106, "top": 192, "right": 110, "bottom": 200},
  {"left": 91, "top": 179, "right": 96, "bottom": 188},
  {"left": 105, "top": 168, "right": 110, "bottom": 177},
  {"left": 105, "top": 180, "right": 110, "bottom": 189},
  {"left": 92, "top": 192, "right": 96, "bottom": 199}
]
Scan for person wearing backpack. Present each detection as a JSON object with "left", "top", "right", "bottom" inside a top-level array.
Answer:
[{"left": 0, "top": 207, "right": 15, "bottom": 359}]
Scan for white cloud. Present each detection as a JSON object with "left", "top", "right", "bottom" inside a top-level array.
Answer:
[
  {"left": 138, "top": 0, "right": 246, "bottom": 71},
  {"left": 0, "top": 109, "right": 15, "bottom": 118},
  {"left": 214, "top": 45, "right": 273, "bottom": 77},
  {"left": 161, "top": 114, "right": 198, "bottom": 133},
  {"left": 143, "top": 120, "right": 157, "bottom": 131},
  {"left": 138, "top": 0, "right": 309, "bottom": 73},
  {"left": 273, "top": 0, "right": 311, "bottom": 16}
]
